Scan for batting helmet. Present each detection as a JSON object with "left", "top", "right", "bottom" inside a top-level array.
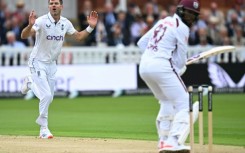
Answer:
[
  {"left": 176, "top": 0, "right": 200, "bottom": 27},
  {"left": 178, "top": 0, "right": 200, "bottom": 14}
]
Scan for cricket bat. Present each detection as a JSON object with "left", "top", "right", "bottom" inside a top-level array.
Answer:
[{"left": 186, "top": 46, "right": 236, "bottom": 65}]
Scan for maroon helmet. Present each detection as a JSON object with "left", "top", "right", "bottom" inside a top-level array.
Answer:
[
  {"left": 178, "top": 0, "right": 200, "bottom": 14},
  {"left": 176, "top": 0, "right": 200, "bottom": 27}
]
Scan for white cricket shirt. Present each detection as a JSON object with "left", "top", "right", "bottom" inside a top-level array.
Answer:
[
  {"left": 137, "top": 14, "right": 190, "bottom": 70},
  {"left": 30, "top": 12, "right": 76, "bottom": 63}
]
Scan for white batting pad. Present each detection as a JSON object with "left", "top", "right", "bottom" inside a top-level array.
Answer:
[{"left": 177, "top": 101, "right": 199, "bottom": 145}]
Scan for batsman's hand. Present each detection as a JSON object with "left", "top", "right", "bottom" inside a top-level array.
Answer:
[
  {"left": 87, "top": 11, "right": 98, "bottom": 29},
  {"left": 179, "top": 66, "right": 187, "bottom": 76}
]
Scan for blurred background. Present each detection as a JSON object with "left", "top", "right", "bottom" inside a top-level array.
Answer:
[{"left": 0, "top": 0, "right": 244, "bottom": 99}]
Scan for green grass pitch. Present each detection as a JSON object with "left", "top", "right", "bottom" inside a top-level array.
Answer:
[{"left": 0, "top": 94, "right": 244, "bottom": 146}]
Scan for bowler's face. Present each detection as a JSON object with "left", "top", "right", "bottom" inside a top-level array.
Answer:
[{"left": 49, "top": 0, "right": 63, "bottom": 17}]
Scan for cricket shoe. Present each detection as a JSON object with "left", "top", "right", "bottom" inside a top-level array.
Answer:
[
  {"left": 24, "top": 91, "right": 34, "bottom": 100},
  {"left": 158, "top": 140, "right": 165, "bottom": 151},
  {"left": 159, "top": 143, "right": 190, "bottom": 152},
  {"left": 39, "top": 127, "right": 53, "bottom": 139},
  {"left": 21, "top": 76, "right": 32, "bottom": 94}
]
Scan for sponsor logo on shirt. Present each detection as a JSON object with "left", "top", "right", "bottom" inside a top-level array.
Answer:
[
  {"left": 46, "top": 35, "right": 64, "bottom": 41},
  {"left": 46, "top": 24, "right": 51, "bottom": 28}
]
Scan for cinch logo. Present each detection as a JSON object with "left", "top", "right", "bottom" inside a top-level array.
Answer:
[{"left": 46, "top": 35, "right": 64, "bottom": 41}]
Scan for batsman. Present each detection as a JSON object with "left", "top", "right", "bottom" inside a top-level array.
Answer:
[{"left": 137, "top": 0, "right": 200, "bottom": 152}]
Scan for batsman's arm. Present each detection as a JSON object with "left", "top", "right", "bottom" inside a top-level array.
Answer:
[
  {"left": 137, "top": 20, "right": 165, "bottom": 51},
  {"left": 137, "top": 20, "right": 160, "bottom": 51},
  {"left": 137, "top": 30, "right": 151, "bottom": 51}
]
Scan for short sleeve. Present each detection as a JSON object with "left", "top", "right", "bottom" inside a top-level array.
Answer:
[
  {"left": 66, "top": 20, "right": 77, "bottom": 35},
  {"left": 32, "top": 18, "right": 42, "bottom": 32},
  {"left": 137, "top": 20, "right": 162, "bottom": 51}
]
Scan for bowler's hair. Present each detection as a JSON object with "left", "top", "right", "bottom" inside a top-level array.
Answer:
[{"left": 48, "top": 0, "right": 63, "bottom": 5}]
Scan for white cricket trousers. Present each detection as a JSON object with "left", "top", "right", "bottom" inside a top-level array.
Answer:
[
  {"left": 139, "top": 57, "right": 189, "bottom": 140},
  {"left": 29, "top": 59, "right": 57, "bottom": 127}
]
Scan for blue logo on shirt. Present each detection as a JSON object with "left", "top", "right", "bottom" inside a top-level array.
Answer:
[
  {"left": 46, "top": 35, "right": 64, "bottom": 41},
  {"left": 46, "top": 24, "right": 51, "bottom": 28}
]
